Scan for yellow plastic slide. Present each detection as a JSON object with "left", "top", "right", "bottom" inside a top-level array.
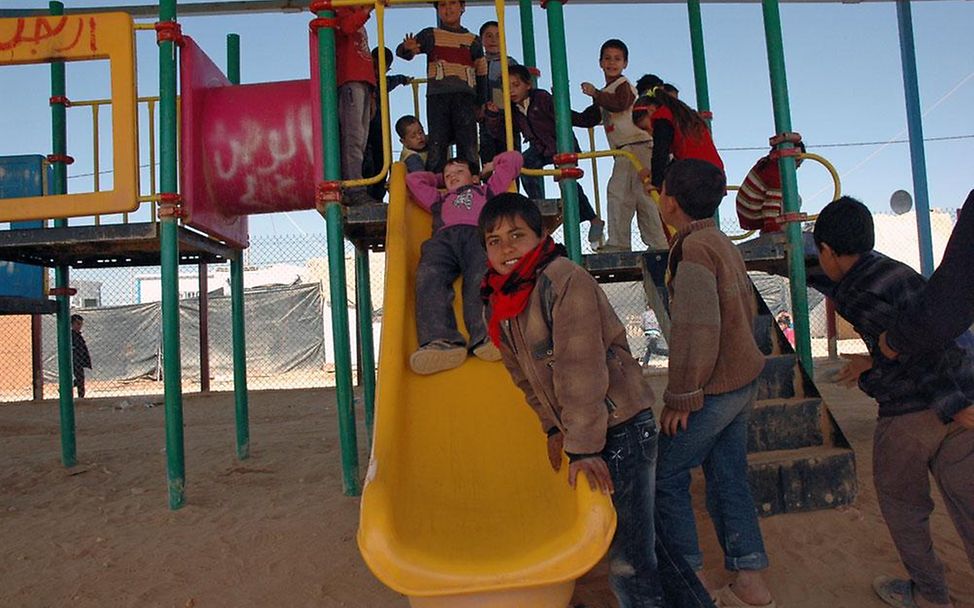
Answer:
[{"left": 358, "top": 163, "right": 616, "bottom": 607}]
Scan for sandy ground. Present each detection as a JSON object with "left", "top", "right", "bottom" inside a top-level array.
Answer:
[{"left": 1, "top": 359, "right": 972, "bottom": 608}]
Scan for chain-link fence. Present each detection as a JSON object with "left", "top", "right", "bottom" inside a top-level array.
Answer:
[{"left": 0, "top": 207, "right": 961, "bottom": 403}]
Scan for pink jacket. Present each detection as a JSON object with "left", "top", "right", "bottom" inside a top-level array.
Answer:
[{"left": 406, "top": 151, "right": 523, "bottom": 232}]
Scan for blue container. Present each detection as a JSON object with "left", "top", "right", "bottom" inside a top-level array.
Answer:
[{"left": 0, "top": 155, "right": 48, "bottom": 299}]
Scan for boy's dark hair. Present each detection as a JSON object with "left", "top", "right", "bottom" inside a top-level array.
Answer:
[
  {"left": 71, "top": 314, "right": 83, "bottom": 323},
  {"left": 813, "top": 196, "right": 875, "bottom": 255},
  {"left": 662, "top": 82, "right": 679, "bottom": 95},
  {"left": 508, "top": 64, "right": 533, "bottom": 85},
  {"left": 371, "top": 46, "right": 394, "bottom": 68},
  {"left": 663, "top": 159, "right": 726, "bottom": 220},
  {"left": 600, "top": 39, "right": 628, "bottom": 62},
  {"left": 395, "top": 115, "right": 419, "bottom": 139},
  {"left": 479, "top": 20, "right": 498, "bottom": 36},
  {"left": 478, "top": 192, "right": 543, "bottom": 243},
  {"left": 635, "top": 73, "right": 663, "bottom": 96},
  {"left": 444, "top": 156, "right": 479, "bottom": 176}
]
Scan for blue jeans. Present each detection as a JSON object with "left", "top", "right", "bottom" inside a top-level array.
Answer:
[
  {"left": 603, "top": 410, "right": 715, "bottom": 608},
  {"left": 656, "top": 381, "right": 769, "bottom": 573}
]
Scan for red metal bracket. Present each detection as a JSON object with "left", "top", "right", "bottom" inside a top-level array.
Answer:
[
  {"left": 552, "top": 152, "right": 578, "bottom": 166},
  {"left": 155, "top": 21, "right": 185, "bottom": 46},
  {"left": 540, "top": 0, "right": 566, "bottom": 8},
  {"left": 316, "top": 181, "right": 343, "bottom": 207},
  {"left": 698, "top": 110, "right": 713, "bottom": 120},
  {"left": 309, "top": 0, "right": 333, "bottom": 12},
  {"left": 46, "top": 154, "right": 74, "bottom": 165},
  {"left": 49, "top": 95, "right": 72, "bottom": 107},
  {"left": 769, "top": 147, "right": 802, "bottom": 161},
  {"left": 769, "top": 131, "right": 802, "bottom": 147},
  {"left": 555, "top": 167, "right": 583, "bottom": 181},
  {"left": 158, "top": 192, "right": 184, "bottom": 219},
  {"left": 779, "top": 212, "right": 808, "bottom": 225},
  {"left": 48, "top": 287, "right": 77, "bottom": 297},
  {"left": 310, "top": 17, "right": 339, "bottom": 31}
]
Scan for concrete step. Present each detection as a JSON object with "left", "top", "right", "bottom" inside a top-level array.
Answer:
[
  {"left": 756, "top": 354, "right": 798, "bottom": 400},
  {"left": 749, "top": 398, "right": 824, "bottom": 453},
  {"left": 747, "top": 446, "right": 858, "bottom": 517}
]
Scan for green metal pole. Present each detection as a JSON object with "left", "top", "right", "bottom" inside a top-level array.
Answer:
[
  {"left": 518, "top": 0, "right": 537, "bottom": 83},
  {"left": 896, "top": 0, "right": 934, "bottom": 277},
  {"left": 227, "top": 33, "right": 250, "bottom": 461},
  {"left": 544, "top": 0, "right": 582, "bottom": 263},
  {"left": 686, "top": 0, "right": 719, "bottom": 224},
  {"left": 354, "top": 248, "right": 376, "bottom": 446},
  {"left": 315, "top": 6, "right": 360, "bottom": 496},
  {"left": 761, "top": 0, "right": 812, "bottom": 377},
  {"left": 49, "top": 0, "right": 75, "bottom": 468},
  {"left": 159, "top": 0, "right": 185, "bottom": 509}
]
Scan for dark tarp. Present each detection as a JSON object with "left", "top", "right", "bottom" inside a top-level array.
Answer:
[{"left": 43, "top": 282, "right": 324, "bottom": 383}]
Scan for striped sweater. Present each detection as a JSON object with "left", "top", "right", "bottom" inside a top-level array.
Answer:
[{"left": 396, "top": 26, "right": 488, "bottom": 101}]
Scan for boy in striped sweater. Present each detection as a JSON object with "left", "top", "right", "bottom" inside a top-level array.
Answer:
[{"left": 396, "top": 0, "right": 488, "bottom": 174}]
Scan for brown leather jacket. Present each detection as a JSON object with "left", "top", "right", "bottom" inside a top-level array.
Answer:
[{"left": 496, "top": 257, "right": 655, "bottom": 456}]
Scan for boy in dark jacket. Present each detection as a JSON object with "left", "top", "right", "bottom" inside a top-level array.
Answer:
[
  {"left": 484, "top": 64, "right": 603, "bottom": 246},
  {"left": 480, "top": 192, "right": 714, "bottom": 608},
  {"left": 815, "top": 196, "right": 974, "bottom": 608}
]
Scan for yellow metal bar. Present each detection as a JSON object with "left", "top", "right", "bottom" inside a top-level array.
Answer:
[
  {"left": 92, "top": 105, "right": 101, "bottom": 225},
  {"left": 340, "top": 2, "right": 391, "bottom": 190},
  {"left": 587, "top": 128, "right": 602, "bottom": 219},
  {"left": 494, "top": 0, "right": 515, "bottom": 153},
  {"left": 134, "top": 22, "right": 156, "bottom": 30},
  {"left": 149, "top": 99, "right": 158, "bottom": 222},
  {"left": 799, "top": 152, "right": 841, "bottom": 202}
]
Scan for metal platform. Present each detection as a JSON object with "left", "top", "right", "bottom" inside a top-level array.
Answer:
[
  {"left": 737, "top": 230, "right": 819, "bottom": 276},
  {"left": 0, "top": 222, "right": 235, "bottom": 269},
  {"left": 0, "top": 296, "right": 56, "bottom": 315}
]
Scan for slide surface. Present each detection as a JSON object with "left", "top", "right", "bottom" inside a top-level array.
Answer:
[{"left": 357, "top": 164, "right": 616, "bottom": 605}]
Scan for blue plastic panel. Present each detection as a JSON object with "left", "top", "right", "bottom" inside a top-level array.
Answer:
[{"left": 1, "top": 155, "right": 47, "bottom": 299}]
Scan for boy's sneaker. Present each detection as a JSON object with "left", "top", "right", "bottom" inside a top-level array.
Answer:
[
  {"left": 472, "top": 339, "right": 501, "bottom": 362},
  {"left": 588, "top": 218, "right": 605, "bottom": 245},
  {"left": 409, "top": 340, "right": 467, "bottom": 375}
]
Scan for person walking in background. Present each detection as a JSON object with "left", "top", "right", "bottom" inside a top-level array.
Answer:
[{"left": 71, "top": 314, "right": 92, "bottom": 399}]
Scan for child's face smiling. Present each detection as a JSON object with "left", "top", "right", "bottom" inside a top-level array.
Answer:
[
  {"left": 485, "top": 216, "right": 543, "bottom": 275},
  {"left": 481, "top": 25, "right": 500, "bottom": 55},
  {"left": 436, "top": 0, "right": 464, "bottom": 29},
  {"left": 599, "top": 47, "right": 627, "bottom": 80}
]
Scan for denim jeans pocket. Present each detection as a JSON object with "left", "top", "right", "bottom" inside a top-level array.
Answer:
[{"left": 633, "top": 411, "right": 658, "bottom": 461}]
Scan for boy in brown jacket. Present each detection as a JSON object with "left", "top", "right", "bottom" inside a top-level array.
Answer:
[
  {"left": 654, "top": 159, "right": 775, "bottom": 608},
  {"left": 479, "top": 192, "right": 713, "bottom": 608}
]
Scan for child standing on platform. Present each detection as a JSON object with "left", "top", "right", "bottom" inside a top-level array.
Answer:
[
  {"left": 396, "top": 0, "right": 488, "bottom": 174},
  {"left": 405, "top": 150, "right": 522, "bottom": 375},
  {"left": 573, "top": 39, "right": 667, "bottom": 252},
  {"left": 335, "top": 5, "right": 378, "bottom": 206},
  {"left": 478, "top": 20, "right": 519, "bottom": 166}
]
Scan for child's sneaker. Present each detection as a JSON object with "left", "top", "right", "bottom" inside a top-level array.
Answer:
[
  {"left": 472, "top": 339, "right": 501, "bottom": 362},
  {"left": 409, "top": 340, "right": 467, "bottom": 375},
  {"left": 588, "top": 218, "right": 605, "bottom": 245}
]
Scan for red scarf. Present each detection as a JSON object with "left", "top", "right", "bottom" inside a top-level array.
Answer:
[{"left": 481, "top": 236, "right": 564, "bottom": 347}]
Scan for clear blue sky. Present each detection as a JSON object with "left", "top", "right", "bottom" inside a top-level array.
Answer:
[{"left": 1, "top": 0, "right": 972, "bottom": 237}]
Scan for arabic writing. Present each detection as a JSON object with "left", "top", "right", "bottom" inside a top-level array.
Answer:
[{"left": 0, "top": 16, "right": 98, "bottom": 55}]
